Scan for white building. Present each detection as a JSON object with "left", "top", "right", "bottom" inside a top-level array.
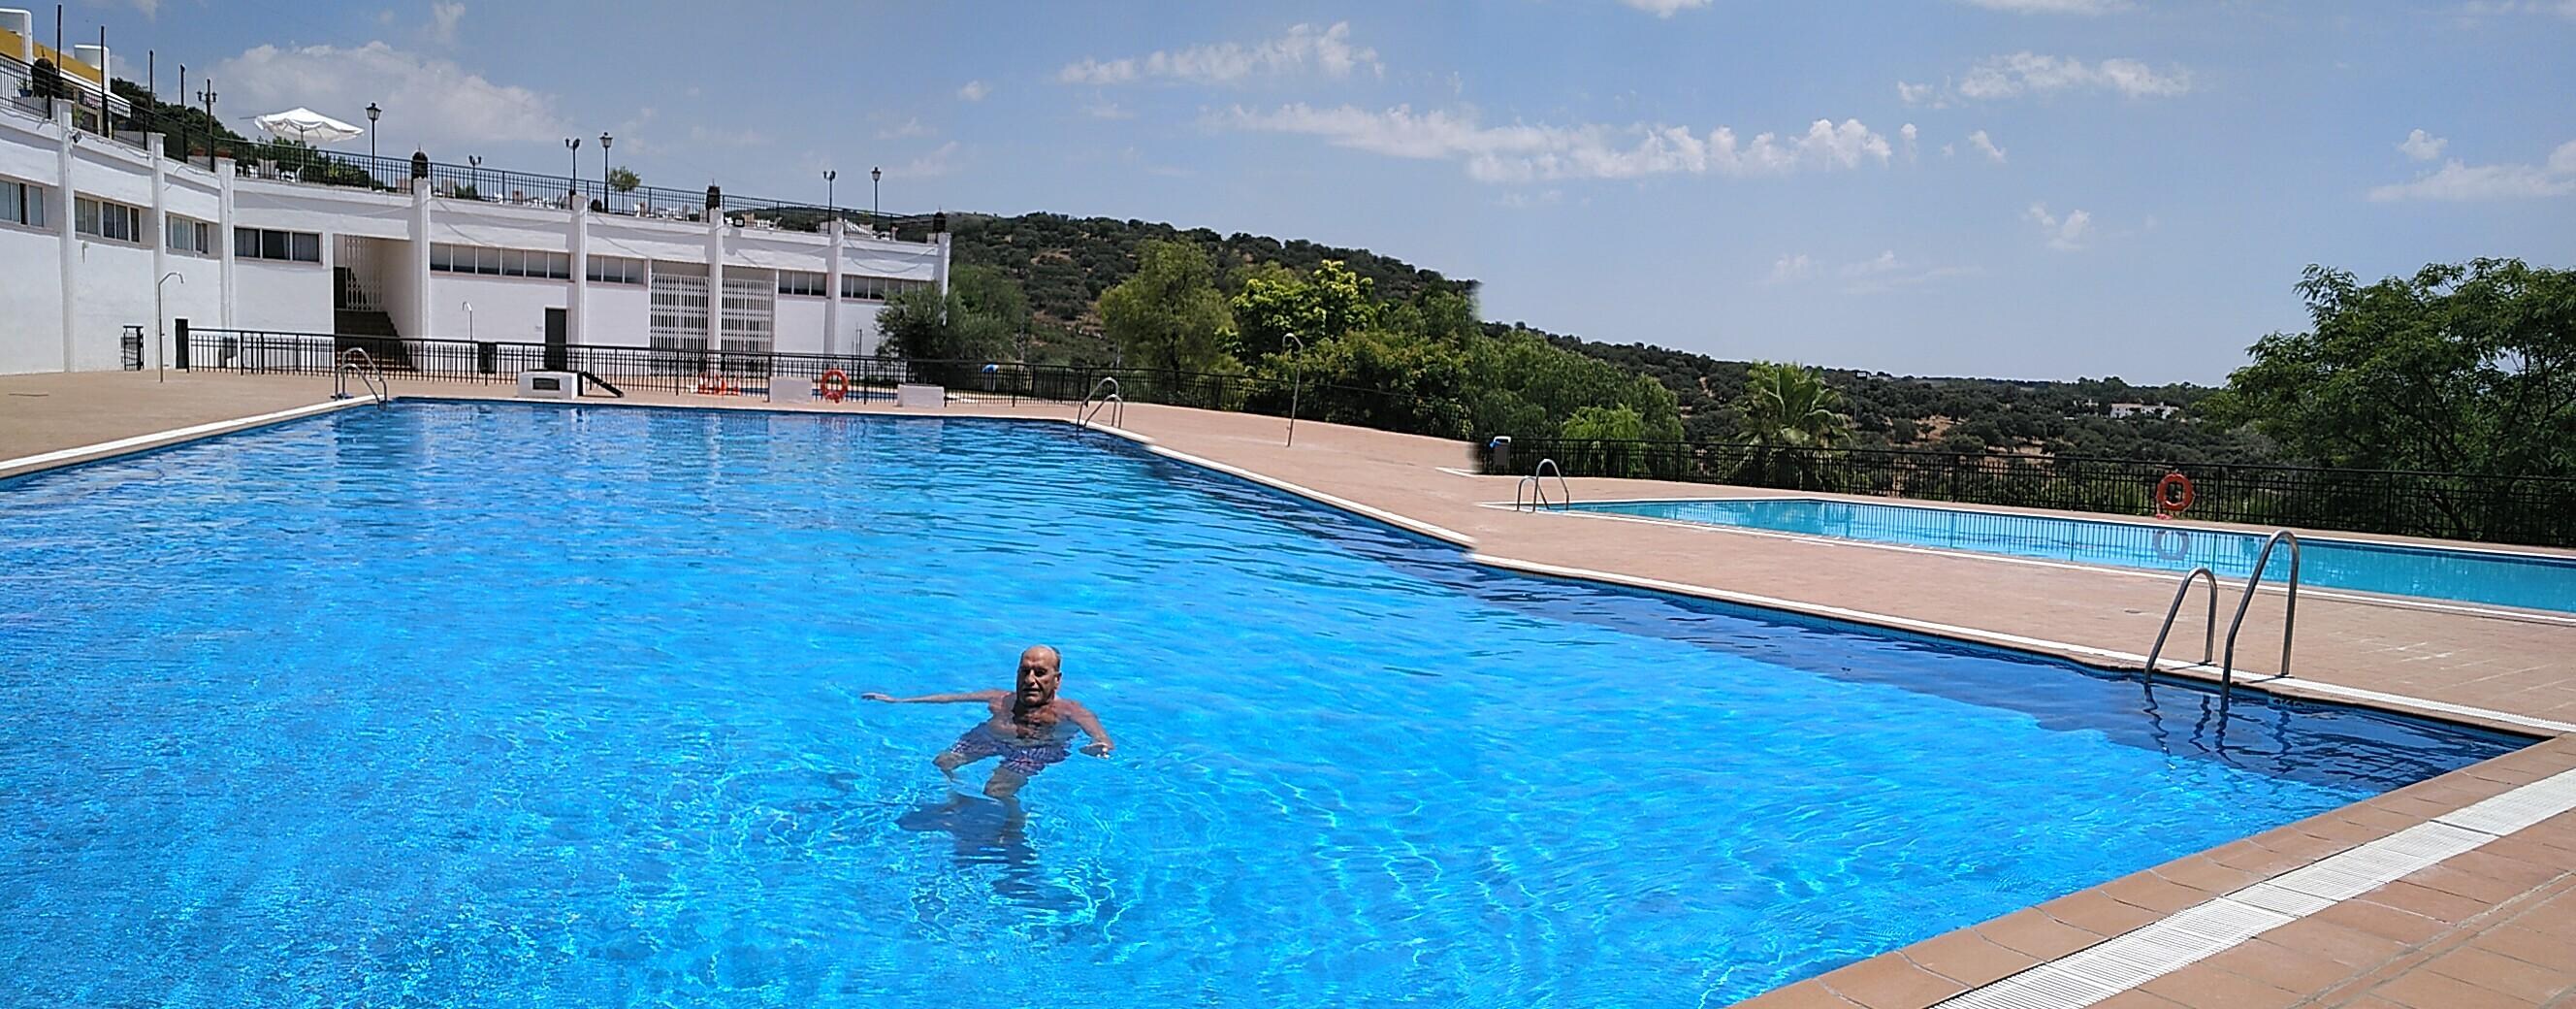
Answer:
[{"left": 1, "top": 30, "right": 948, "bottom": 376}]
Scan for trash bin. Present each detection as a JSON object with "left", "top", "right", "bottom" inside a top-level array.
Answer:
[{"left": 1487, "top": 436, "right": 1512, "bottom": 472}]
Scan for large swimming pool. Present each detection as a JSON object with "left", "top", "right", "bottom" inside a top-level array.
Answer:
[
  {"left": 1571, "top": 497, "right": 2576, "bottom": 615},
  {"left": 0, "top": 404, "right": 2525, "bottom": 1007}
]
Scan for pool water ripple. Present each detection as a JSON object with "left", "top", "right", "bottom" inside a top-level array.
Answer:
[{"left": 0, "top": 403, "right": 2525, "bottom": 1008}]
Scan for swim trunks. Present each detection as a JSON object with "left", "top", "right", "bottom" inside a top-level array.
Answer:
[{"left": 947, "top": 725, "right": 1070, "bottom": 775}]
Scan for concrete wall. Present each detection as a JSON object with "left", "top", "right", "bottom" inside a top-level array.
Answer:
[
  {"left": 845, "top": 298, "right": 887, "bottom": 356},
  {"left": 0, "top": 219, "right": 61, "bottom": 374},
  {"left": 233, "top": 260, "right": 333, "bottom": 334},
  {"left": 773, "top": 295, "right": 829, "bottom": 355},
  {"left": 586, "top": 284, "right": 650, "bottom": 348}
]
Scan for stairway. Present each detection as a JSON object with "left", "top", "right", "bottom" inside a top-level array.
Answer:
[{"left": 332, "top": 309, "right": 415, "bottom": 371}]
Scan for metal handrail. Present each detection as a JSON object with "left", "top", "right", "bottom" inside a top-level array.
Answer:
[
  {"left": 1515, "top": 458, "right": 1571, "bottom": 512},
  {"left": 1077, "top": 377, "right": 1124, "bottom": 430},
  {"left": 2141, "top": 566, "right": 2220, "bottom": 687},
  {"left": 334, "top": 347, "right": 389, "bottom": 406},
  {"left": 2219, "top": 530, "right": 2302, "bottom": 692}
]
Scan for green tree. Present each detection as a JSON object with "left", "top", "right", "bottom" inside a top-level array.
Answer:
[
  {"left": 1740, "top": 361, "right": 1852, "bottom": 449},
  {"left": 607, "top": 166, "right": 640, "bottom": 193},
  {"left": 1561, "top": 405, "right": 1658, "bottom": 477},
  {"left": 1467, "top": 329, "right": 1684, "bottom": 440},
  {"left": 1230, "top": 259, "right": 1376, "bottom": 358},
  {"left": 875, "top": 264, "right": 1030, "bottom": 364},
  {"left": 1098, "top": 239, "right": 1238, "bottom": 377},
  {"left": 1264, "top": 328, "right": 1470, "bottom": 439},
  {"left": 2206, "top": 259, "right": 2576, "bottom": 477}
]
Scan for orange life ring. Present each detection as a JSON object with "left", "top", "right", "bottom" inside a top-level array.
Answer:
[
  {"left": 819, "top": 369, "right": 850, "bottom": 403},
  {"left": 695, "top": 374, "right": 735, "bottom": 396},
  {"left": 2153, "top": 528, "right": 2192, "bottom": 562},
  {"left": 2154, "top": 471, "right": 2195, "bottom": 516}
]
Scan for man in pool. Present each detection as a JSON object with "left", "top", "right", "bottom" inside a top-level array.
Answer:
[{"left": 862, "top": 645, "right": 1114, "bottom": 801}]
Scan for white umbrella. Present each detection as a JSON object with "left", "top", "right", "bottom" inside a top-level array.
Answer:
[{"left": 253, "top": 107, "right": 366, "bottom": 145}]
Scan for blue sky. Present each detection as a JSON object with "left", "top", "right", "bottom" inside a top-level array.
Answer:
[{"left": 76, "top": 0, "right": 2576, "bottom": 381}]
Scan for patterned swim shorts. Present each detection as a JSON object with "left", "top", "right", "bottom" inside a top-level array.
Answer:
[{"left": 946, "top": 725, "right": 1070, "bottom": 776}]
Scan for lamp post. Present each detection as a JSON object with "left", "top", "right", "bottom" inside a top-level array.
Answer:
[
  {"left": 197, "top": 80, "right": 216, "bottom": 170},
  {"left": 156, "top": 272, "right": 185, "bottom": 383},
  {"left": 1282, "top": 331, "right": 1305, "bottom": 447},
  {"left": 464, "top": 301, "right": 474, "bottom": 342},
  {"left": 365, "top": 102, "right": 380, "bottom": 159},
  {"left": 599, "top": 131, "right": 612, "bottom": 208},
  {"left": 563, "top": 137, "right": 581, "bottom": 204},
  {"left": 467, "top": 155, "right": 481, "bottom": 201},
  {"left": 823, "top": 170, "right": 836, "bottom": 222},
  {"left": 870, "top": 166, "right": 881, "bottom": 232}
]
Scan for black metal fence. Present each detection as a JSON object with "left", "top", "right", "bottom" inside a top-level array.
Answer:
[
  {"left": 1485, "top": 438, "right": 2576, "bottom": 548},
  {"left": 178, "top": 328, "right": 1439, "bottom": 424}
]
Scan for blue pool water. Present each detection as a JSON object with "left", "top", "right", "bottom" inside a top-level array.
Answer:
[
  {"left": 0, "top": 404, "right": 2526, "bottom": 1008},
  {"left": 1573, "top": 497, "right": 2576, "bottom": 615}
]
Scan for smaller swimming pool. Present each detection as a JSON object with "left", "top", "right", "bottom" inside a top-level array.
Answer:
[{"left": 1569, "top": 497, "right": 2576, "bottom": 614}]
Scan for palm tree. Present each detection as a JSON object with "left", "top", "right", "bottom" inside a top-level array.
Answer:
[{"left": 1739, "top": 361, "right": 1852, "bottom": 488}]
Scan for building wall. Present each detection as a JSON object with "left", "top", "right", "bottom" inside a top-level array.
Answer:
[
  {"left": 586, "top": 284, "right": 650, "bottom": 348},
  {"left": 432, "top": 275, "right": 567, "bottom": 343},
  {"left": 0, "top": 220, "right": 61, "bottom": 374},
  {"left": 773, "top": 295, "right": 829, "bottom": 356},
  {"left": 233, "top": 260, "right": 334, "bottom": 334},
  {"left": 846, "top": 298, "right": 887, "bottom": 356}
]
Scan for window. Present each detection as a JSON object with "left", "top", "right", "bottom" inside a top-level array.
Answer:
[
  {"left": 166, "top": 215, "right": 212, "bottom": 254},
  {"left": 778, "top": 270, "right": 827, "bottom": 297},
  {"left": 0, "top": 179, "right": 43, "bottom": 228},
  {"left": 75, "top": 196, "right": 143, "bottom": 243},
  {"left": 840, "top": 274, "right": 931, "bottom": 301},
  {"left": 237, "top": 227, "right": 322, "bottom": 263},
  {"left": 587, "top": 255, "right": 644, "bottom": 285},
  {"left": 430, "top": 243, "right": 571, "bottom": 279}
]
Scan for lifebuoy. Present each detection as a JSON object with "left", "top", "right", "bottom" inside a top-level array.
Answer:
[
  {"left": 819, "top": 369, "right": 850, "bottom": 404},
  {"left": 695, "top": 374, "right": 735, "bottom": 396},
  {"left": 2153, "top": 528, "right": 2191, "bottom": 562},
  {"left": 2154, "top": 471, "right": 2195, "bottom": 516}
]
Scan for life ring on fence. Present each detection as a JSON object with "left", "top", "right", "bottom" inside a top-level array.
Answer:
[
  {"left": 695, "top": 374, "right": 735, "bottom": 396},
  {"left": 2153, "top": 528, "right": 2192, "bottom": 562},
  {"left": 2154, "top": 471, "right": 2195, "bottom": 517},
  {"left": 818, "top": 369, "right": 851, "bottom": 403}
]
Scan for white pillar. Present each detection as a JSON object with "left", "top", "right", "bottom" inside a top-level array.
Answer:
[
  {"left": 933, "top": 231, "right": 952, "bottom": 297},
  {"left": 410, "top": 179, "right": 432, "bottom": 339},
  {"left": 148, "top": 134, "right": 169, "bottom": 372},
  {"left": 214, "top": 156, "right": 236, "bottom": 329},
  {"left": 568, "top": 200, "right": 589, "bottom": 346},
  {"left": 705, "top": 215, "right": 725, "bottom": 355},
  {"left": 823, "top": 218, "right": 844, "bottom": 357},
  {"left": 54, "top": 105, "right": 76, "bottom": 372}
]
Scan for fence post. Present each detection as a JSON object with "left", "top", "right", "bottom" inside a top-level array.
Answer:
[{"left": 173, "top": 318, "right": 190, "bottom": 370}]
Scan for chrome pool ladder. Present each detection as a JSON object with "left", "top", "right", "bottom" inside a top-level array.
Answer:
[
  {"left": 1515, "top": 458, "right": 1570, "bottom": 512},
  {"left": 334, "top": 347, "right": 389, "bottom": 407},
  {"left": 1077, "top": 376, "right": 1124, "bottom": 430},
  {"left": 2141, "top": 530, "right": 2302, "bottom": 699}
]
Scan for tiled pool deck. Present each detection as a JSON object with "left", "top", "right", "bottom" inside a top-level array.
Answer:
[{"left": 7, "top": 371, "right": 2572, "bottom": 1008}]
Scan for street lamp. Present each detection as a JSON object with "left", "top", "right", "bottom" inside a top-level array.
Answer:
[
  {"left": 467, "top": 155, "right": 481, "bottom": 201},
  {"left": 563, "top": 137, "right": 581, "bottom": 204},
  {"left": 870, "top": 166, "right": 881, "bottom": 232},
  {"left": 599, "top": 131, "right": 612, "bottom": 208},
  {"left": 156, "top": 272, "right": 185, "bottom": 383},
  {"left": 197, "top": 81, "right": 216, "bottom": 169},
  {"left": 365, "top": 102, "right": 380, "bottom": 159},
  {"left": 464, "top": 301, "right": 475, "bottom": 342},
  {"left": 1283, "top": 331, "right": 1306, "bottom": 447}
]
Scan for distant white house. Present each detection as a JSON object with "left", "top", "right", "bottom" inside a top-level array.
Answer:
[
  {"left": 0, "top": 25, "right": 948, "bottom": 375},
  {"left": 2108, "top": 402, "right": 2181, "bottom": 419}
]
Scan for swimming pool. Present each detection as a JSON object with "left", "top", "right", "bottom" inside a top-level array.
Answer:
[
  {"left": 1571, "top": 497, "right": 2576, "bottom": 615},
  {"left": 0, "top": 403, "right": 2526, "bottom": 1007}
]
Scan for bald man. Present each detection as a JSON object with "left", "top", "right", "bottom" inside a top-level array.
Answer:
[{"left": 863, "top": 645, "right": 1115, "bottom": 801}]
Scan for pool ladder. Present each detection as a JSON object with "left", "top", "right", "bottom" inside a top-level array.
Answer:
[
  {"left": 333, "top": 348, "right": 389, "bottom": 407},
  {"left": 1514, "top": 458, "right": 1570, "bottom": 512},
  {"left": 2142, "top": 530, "right": 2302, "bottom": 700},
  {"left": 1077, "top": 376, "right": 1124, "bottom": 430}
]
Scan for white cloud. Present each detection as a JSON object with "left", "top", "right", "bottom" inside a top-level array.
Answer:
[
  {"left": 128, "top": 0, "right": 163, "bottom": 17},
  {"left": 428, "top": 2, "right": 466, "bottom": 45},
  {"left": 897, "top": 141, "right": 962, "bottom": 178},
  {"left": 1621, "top": 0, "right": 1712, "bottom": 16},
  {"left": 1082, "top": 101, "right": 1137, "bottom": 120},
  {"left": 1763, "top": 253, "right": 1816, "bottom": 285},
  {"left": 2460, "top": 1, "right": 2576, "bottom": 17},
  {"left": 2368, "top": 140, "right": 2576, "bottom": 201},
  {"left": 2025, "top": 203, "right": 2093, "bottom": 250},
  {"left": 876, "top": 116, "right": 930, "bottom": 140},
  {"left": 1969, "top": 129, "right": 2008, "bottom": 163},
  {"left": 1059, "top": 22, "right": 1380, "bottom": 85},
  {"left": 213, "top": 42, "right": 564, "bottom": 152},
  {"left": 1908, "top": 52, "right": 2190, "bottom": 106},
  {"left": 957, "top": 80, "right": 991, "bottom": 102},
  {"left": 2398, "top": 129, "right": 2447, "bottom": 162},
  {"left": 1498, "top": 189, "right": 1564, "bottom": 209},
  {"left": 1900, "top": 122, "right": 1919, "bottom": 161},
  {"left": 1220, "top": 104, "right": 1895, "bottom": 183},
  {"left": 1959, "top": 0, "right": 2130, "bottom": 12}
]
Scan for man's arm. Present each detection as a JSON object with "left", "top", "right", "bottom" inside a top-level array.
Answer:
[
  {"left": 1065, "top": 700, "right": 1116, "bottom": 758},
  {"left": 861, "top": 690, "right": 1006, "bottom": 703}
]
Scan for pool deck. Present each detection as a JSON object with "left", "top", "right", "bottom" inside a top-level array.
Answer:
[{"left": 6, "top": 371, "right": 2573, "bottom": 1009}]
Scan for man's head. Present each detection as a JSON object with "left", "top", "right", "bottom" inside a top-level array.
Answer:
[{"left": 1014, "top": 645, "right": 1062, "bottom": 706}]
